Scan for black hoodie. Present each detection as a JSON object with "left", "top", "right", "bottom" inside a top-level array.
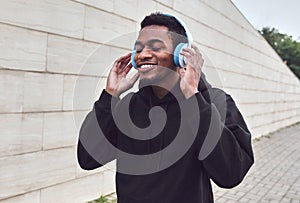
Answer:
[{"left": 77, "top": 74, "right": 254, "bottom": 203}]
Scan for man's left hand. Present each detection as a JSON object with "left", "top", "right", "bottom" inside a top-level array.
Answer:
[{"left": 178, "top": 44, "right": 204, "bottom": 99}]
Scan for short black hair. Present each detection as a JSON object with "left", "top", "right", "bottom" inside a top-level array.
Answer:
[{"left": 140, "top": 12, "right": 188, "bottom": 49}]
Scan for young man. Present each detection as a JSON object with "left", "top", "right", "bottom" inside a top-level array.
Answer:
[{"left": 77, "top": 13, "right": 254, "bottom": 203}]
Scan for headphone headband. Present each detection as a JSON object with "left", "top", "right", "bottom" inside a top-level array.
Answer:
[{"left": 163, "top": 13, "right": 193, "bottom": 46}]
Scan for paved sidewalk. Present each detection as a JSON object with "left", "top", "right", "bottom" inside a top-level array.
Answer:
[{"left": 213, "top": 123, "right": 300, "bottom": 203}]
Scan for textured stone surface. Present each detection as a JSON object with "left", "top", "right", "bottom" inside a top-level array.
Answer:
[
  {"left": 62, "top": 75, "right": 104, "bottom": 111},
  {"left": 0, "top": 148, "right": 75, "bottom": 199},
  {"left": 0, "top": 0, "right": 84, "bottom": 38},
  {"left": 0, "top": 191, "right": 40, "bottom": 203},
  {"left": 40, "top": 174, "right": 102, "bottom": 203},
  {"left": 73, "top": 0, "right": 114, "bottom": 12},
  {"left": 0, "top": 113, "right": 43, "bottom": 157},
  {"left": 42, "top": 112, "right": 78, "bottom": 150},
  {"left": 23, "top": 72, "right": 64, "bottom": 112},
  {"left": 0, "top": 70, "right": 24, "bottom": 113},
  {"left": 47, "top": 35, "right": 99, "bottom": 75},
  {"left": 84, "top": 7, "right": 136, "bottom": 49},
  {"left": 0, "top": 24, "right": 47, "bottom": 72}
]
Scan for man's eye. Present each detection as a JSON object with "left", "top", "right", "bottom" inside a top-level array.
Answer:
[
  {"left": 135, "top": 45, "right": 163, "bottom": 53},
  {"left": 151, "top": 47, "right": 162, "bottom": 51},
  {"left": 136, "top": 48, "right": 143, "bottom": 53}
]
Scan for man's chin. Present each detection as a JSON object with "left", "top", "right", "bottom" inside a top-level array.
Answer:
[{"left": 138, "top": 77, "right": 160, "bottom": 89}]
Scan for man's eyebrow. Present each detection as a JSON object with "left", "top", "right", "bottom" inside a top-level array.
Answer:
[{"left": 135, "top": 39, "right": 165, "bottom": 46}]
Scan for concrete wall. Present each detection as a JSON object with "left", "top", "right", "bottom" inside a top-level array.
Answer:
[{"left": 0, "top": 0, "right": 299, "bottom": 202}]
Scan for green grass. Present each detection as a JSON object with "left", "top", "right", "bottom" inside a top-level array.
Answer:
[{"left": 88, "top": 195, "right": 117, "bottom": 203}]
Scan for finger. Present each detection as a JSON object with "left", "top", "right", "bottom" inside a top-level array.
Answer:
[
  {"left": 128, "top": 72, "right": 140, "bottom": 86},
  {"left": 180, "top": 48, "right": 196, "bottom": 65},
  {"left": 181, "top": 47, "right": 204, "bottom": 69},
  {"left": 190, "top": 45, "right": 203, "bottom": 61},
  {"left": 191, "top": 44, "right": 200, "bottom": 53},
  {"left": 179, "top": 50, "right": 192, "bottom": 61},
  {"left": 116, "top": 56, "right": 131, "bottom": 72},
  {"left": 181, "top": 48, "right": 194, "bottom": 56},
  {"left": 122, "top": 62, "right": 133, "bottom": 75},
  {"left": 112, "top": 53, "right": 131, "bottom": 70},
  {"left": 115, "top": 53, "right": 131, "bottom": 63},
  {"left": 119, "top": 57, "right": 131, "bottom": 70},
  {"left": 182, "top": 45, "right": 202, "bottom": 59}
]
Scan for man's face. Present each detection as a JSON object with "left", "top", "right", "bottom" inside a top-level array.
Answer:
[{"left": 133, "top": 25, "right": 177, "bottom": 86}]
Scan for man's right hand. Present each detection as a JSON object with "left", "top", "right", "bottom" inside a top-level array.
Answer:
[{"left": 105, "top": 53, "right": 140, "bottom": 97}]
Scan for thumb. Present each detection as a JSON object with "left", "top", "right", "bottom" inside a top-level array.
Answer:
[{"left": 177, "top": 68, "right": 185, "bottom": 78}]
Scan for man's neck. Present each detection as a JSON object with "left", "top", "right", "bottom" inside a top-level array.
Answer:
[{"left": 152, "top": 75, "right": 180, "bottom": 99}]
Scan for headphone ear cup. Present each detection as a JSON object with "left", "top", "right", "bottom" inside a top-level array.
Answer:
[
  {"left": 173, "top": 43, "right": 188, "bottom": 68},
  {"left": 131, "top": 49, "right": 137, "bottom": 69}
]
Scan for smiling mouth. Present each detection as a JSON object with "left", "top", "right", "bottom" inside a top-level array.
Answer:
[{"left": 138, "top": 64, "right": 157, "bottom": 73}]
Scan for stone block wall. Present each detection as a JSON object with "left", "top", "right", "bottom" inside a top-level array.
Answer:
[{"left": 0, "top": 0, "right": 299, "bottom": 202}]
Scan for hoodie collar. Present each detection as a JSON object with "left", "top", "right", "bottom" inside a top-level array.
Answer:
[
  {"left": 138, "top": 73, "right": 212, "bottom": 105},
  {"left": 198, "top": 73, "right": 212, "bottom": 93},
  {"left": 139, "top": 79, "right": 185, "bottom": 105}
]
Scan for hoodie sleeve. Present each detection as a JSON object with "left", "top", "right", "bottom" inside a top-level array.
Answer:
[
  {"left": 187, "top": 90, "right": 254, "bottom": 188},
  {"left": 77, "top": 90, "right": 119, "bottom": 170}
]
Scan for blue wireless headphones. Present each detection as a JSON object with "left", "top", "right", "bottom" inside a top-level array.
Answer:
[{"left": 131, "top": 13, "right": 193, "bottom": 69}]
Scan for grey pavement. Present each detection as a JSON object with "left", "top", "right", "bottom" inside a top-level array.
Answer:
[
  {"left": 96, "top": 123, "right": 300, "bottom": 203},
  {"left": 213, "top": 123, "right": 300, "bottom": 203}
]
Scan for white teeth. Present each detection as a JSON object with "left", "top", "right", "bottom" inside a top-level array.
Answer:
[{"left": 140, "top": 64, "right": 155, "bottom": 69}]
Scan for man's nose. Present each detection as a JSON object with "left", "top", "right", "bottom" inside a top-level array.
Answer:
[{"left": 138, "top": 47, "right": 153, "bottom": 60}]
